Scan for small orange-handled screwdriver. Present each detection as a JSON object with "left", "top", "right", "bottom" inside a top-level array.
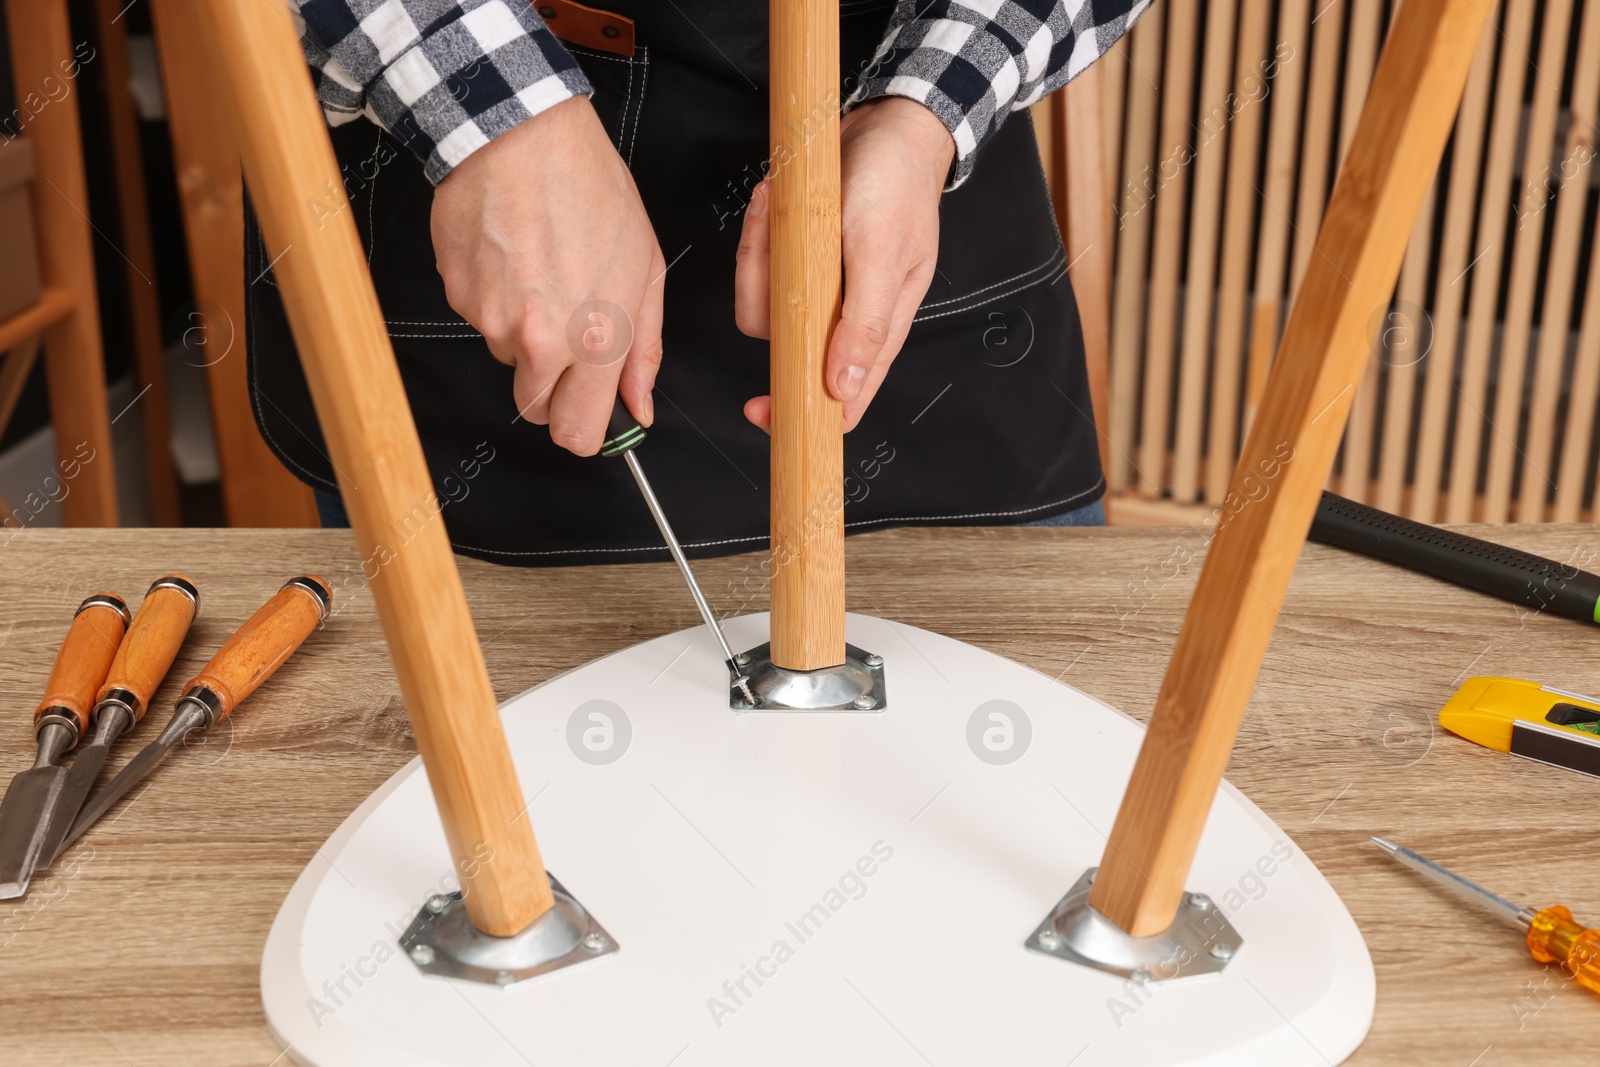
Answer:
[{"left": 1372, "top": 836, "right": 1600, "bottom": 994}]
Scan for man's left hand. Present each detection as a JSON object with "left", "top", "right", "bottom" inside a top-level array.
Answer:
[{"left": 735, "top": 96, "right": 955, "bottom": 433}]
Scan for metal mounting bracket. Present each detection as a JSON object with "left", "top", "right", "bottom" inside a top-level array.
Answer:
[
  {"left": 1025, "top": 868, "right": 1243, "bottom": 981},
  {"left": 730, "top": 642, "right": 886, "bottom": 712},
  {"left": 401, "top": 873, "right": 617, "bottom": 987}
]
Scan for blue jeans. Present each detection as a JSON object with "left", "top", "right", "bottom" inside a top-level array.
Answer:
[{"left": 1021, "top": 498, "right": 1106, "bottom": 527}]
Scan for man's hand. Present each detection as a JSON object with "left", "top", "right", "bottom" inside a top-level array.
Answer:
[
  {"left": 432, "top": 97, "right": 665, "bottom": 455},
  {"left": 735, "top": 96, "right": 955, "bottom": 432}
]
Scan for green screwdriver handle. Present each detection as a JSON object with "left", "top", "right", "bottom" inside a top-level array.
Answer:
[{"left": 601, "top": 397, "right": 646, "bottom": 457}]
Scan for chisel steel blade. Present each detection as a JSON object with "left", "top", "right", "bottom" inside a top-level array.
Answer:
[
  {"left": 32, "top": 741, "right": 112, "bottom": 873},
  {"left": 53, "top": 702, "right": 204, "bottom": 862},
  {"left": 0, "top": 764, "right": 69, "bottom": 898}
]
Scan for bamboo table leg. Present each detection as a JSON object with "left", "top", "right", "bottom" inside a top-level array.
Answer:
[
  {"left": 1087, "top": 0, "right": 1488, "bottom": 937},
  {"left": 187, "top": 0, "right": 551, "bottom": 937},
  {"left": 768, "top": 0, "right": 846, "bottom": 671}
]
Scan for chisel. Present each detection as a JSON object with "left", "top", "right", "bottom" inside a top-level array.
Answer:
[
  {"left": 33, "top": 576, "right": 198, "bottom": 872},
  {"left": 603, "top": 398, "right": 754, "bottom": 702},
  {"left": 54, "top": 575, "right": 329, "bottom": 858},
  {"left": 0, "top": 593, "right": 130, "bottom": 898}
]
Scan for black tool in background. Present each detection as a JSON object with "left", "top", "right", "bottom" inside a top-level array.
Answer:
[{"left": 1308, "top": 491, "right": 1600, "bottom": 625}]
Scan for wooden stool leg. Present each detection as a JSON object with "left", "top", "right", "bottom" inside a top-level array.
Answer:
[
  {"left": 187, "top": 0, "right": 552, "bottom": 937},
  {"left": 768, "top": 0, "right": 846, "bottom": 670},
  {"left": 5, "top": 0, "right": 119, "bottom": 527},
  {"left": 1087, "top": 0, "right": 1489, "bottom": 936}
]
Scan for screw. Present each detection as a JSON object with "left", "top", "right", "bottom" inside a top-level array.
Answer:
[
  {"left": 495, "top": 970, "right": 516, "bottom": 986},
  {"left": 1209, "top": 941, "right": 1235, "bottom": 962},
  {"left": 1036, "top": 927, "right": 1060, "bottom": 948},
  {"left": 409, "top": 944, "right": 435, "bottom": 965},
  {"left": 853, "top": 695, "right": 876, "bottom": 710},
  {"left": 582, "top": 931, "right": 606, "bottom": 953},
  {"left": 735, "top": 653, "right": 751, "bottom": 666},
  {"left": 864, "top": 653, "right": 883, "bottom": 667},
  {"left": 1187, "top": 893, "right": 1213, "bottom": 911},
  {"left": 1085, "top": 870, "right": 1096, "bottom": 885},
  {"left": 426, "top": 894, "right": 450, "bottom": 914}
]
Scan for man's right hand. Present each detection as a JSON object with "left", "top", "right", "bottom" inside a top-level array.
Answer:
[{"left": 431, "top": 96, "right": 665, "bottom": 456}]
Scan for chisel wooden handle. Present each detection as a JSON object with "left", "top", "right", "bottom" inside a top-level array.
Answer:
[
  {"left": 34, "top": 594, "right": 131, "bottom": 737},
  {"left": 97, "top": 576, "right": 200, "bottom": 725},
  {"left": 182, "top": 576, "right": 329, "bottom": 723}
]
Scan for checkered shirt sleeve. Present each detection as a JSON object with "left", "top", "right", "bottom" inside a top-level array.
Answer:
[
  {"left": 851, "top": 0, "right": 1155, "bottom": 187},
  {"left": 289, "top": 0, "right": 591, "bottom": 184}
]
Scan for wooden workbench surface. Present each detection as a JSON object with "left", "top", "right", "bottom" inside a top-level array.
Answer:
[{"left": 0, "top": 525, "right": 1595, "bottom": 1065}]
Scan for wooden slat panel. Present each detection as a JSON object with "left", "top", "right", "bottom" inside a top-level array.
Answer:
[
  {"left": 1111, "top": 10, "right": 1164, "bottom": 493},
  {"left": 1246, "top": 0, "right": 1312, "bottom": 422},
  {"left": 1480, "top": 1, "right": 1572, "bottom": 522},
  {"left": 1446, "top": 0, "right": 1535, "bottom": 522},
  {"left": 1410, "top": 9, "right": 1496, "bottom": 521},
  {"left": 1206, "top": 0, "right": 1275, "bottom": 501},
  {"left": 1138, "top": 5, "right": 1197, "bottom": 496},
  {"left": 1334, "top": 0, "right": 1384, "bottom": 502},
  {"left": 1291, "top": 0, "right": 1342, "bottom": 296},
  {"left": 1172, "top": 0, "right": 1240, "bottom": 502},
  {"left": 1546, "top": 0, "right": 1600, "bottom": 523},
  {"left": 1553, "top": 203, "right": 1600, "bottom": 522},
  {"left": 1375, "top": 176, "right": 1436, "bottom": 512}
]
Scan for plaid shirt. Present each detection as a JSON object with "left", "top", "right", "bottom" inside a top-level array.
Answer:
[{"left": 290, "top": 0, "right": 1151, "bottom": 186}]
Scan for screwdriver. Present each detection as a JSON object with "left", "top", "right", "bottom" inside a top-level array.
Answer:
[
  {"left": 1371, "top": 836, "right": 1600, "bottom": 994},
  {"left": 604, "top": 398, "right": 754, "bottom": 704},
  {"left": 53, "top": 576, "right": 330, "bottom": 859},
  {"left": 0, "top": 593, "right": 130, "bottom": 898},
  {"left": 33, "top": 576, "right": 198, "bottom": 872}
]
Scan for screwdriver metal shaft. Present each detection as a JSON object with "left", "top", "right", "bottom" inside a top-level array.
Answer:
[
  {"left": 1371, "top": 836, "right": 1600, "bottom": 996},
  {"left": 606, "top": 400, "right": 753, "bottom": 703}
]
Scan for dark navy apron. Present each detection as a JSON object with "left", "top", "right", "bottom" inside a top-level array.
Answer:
[{"left": 245, "top": 1, "right": 1104, "bottom": 566}]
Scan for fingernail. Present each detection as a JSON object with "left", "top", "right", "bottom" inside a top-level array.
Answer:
[
  {"left": 835, "top": 363, "right": 867, "bottom": 401},
  {"left": 750, "top": 183, "right": 768, "bottom": 217},
  {"left": 641, "top": 394, "right": 654, "bottom": 427}
]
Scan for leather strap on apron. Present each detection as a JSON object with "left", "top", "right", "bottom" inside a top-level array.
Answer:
[{"left": 533, "top": 0, "right": 634, "bottom": 56}]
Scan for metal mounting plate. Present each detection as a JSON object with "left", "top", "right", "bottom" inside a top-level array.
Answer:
[
  {"left": 1025, "top": 868, "right": 1243, "bottom": 981},
  {"left": 731, "top": 641, "right": 886, "bottom": 711},
  {"left": 401, "top": 873, "right": 617, "bottom": 987}
]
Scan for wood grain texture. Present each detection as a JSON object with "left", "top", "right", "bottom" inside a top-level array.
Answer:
[
  {"left": 149, "top": 1, "right": 319, "bottom": 529},
  {"left": 186, "top": 0, "right": 552, "bottom": 936},
  {"left": 99, "top": 580, "right": 198, "bottom": 720},
  {"left": 91, "top": 0, "right": 182, "bottom": 528},
  {"left": 4, "top": 526, "right": 1600, "bottom": 1064},
  {"left": 1553, "top": 172, "right": 1600, "bottom": 522},
  {"left": 34, "top": 597, "right": 129, "bottom": 734},
  {"left": 1409, "top": 10, "right": 1495, "bottom": 522},
  {"left": 4, "top": 0, "right": 119, "bottom": 526},
  {"left": 186, "top": 580, "right": 322, "bottom": 721},
  {"left": 767, "top": 0, "right": 845, "bottom": 669},
  {"left": 1088, "top": 0, "right": 1488, "bottom": 936}
]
